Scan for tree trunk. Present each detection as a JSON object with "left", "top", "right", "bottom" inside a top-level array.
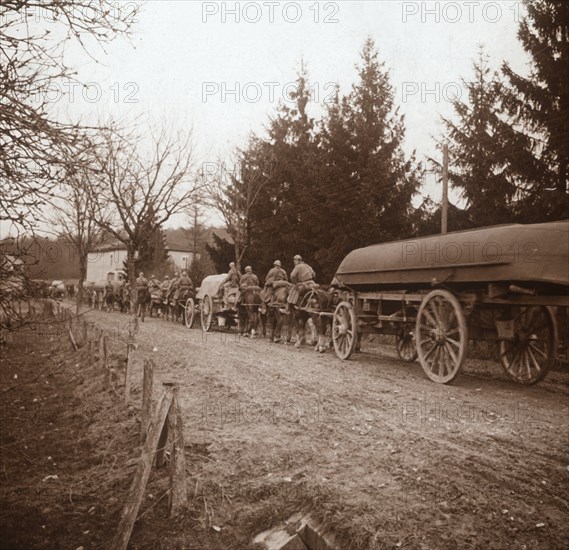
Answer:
[
  {"left": 77, "top": 258, "right": 87, "bottom": 315},
  {"left": 127, "top": 246, "right": 137, "bottom": 313},
  {"left": 234, "top": 242, "right": 241, "bottom": 272},
  {"left": 558, "top": 158, "right": 567, "bottom": 195}
]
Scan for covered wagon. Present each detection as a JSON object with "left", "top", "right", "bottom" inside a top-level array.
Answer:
[
  {"left": 196, "top": 274, "right": 239, "bottom": 331},
  {"left": 331, "top": 220, "right": 569, "bottom": 384}
]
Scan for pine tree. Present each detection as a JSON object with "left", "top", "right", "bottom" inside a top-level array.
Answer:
[
  {"left": 123, "top": 206, "right": 169, "bottom": 277},
  {"left": 316, "top": 37, "right": 420, "bottom": 278},
  {"left": 501, "top": 0, "right": 569, "bottom": 220},
  {"left": 247, "top": 62, "right": 322, "bottom": 274},
  {"left": 439, "top": 48, "right": 518, "bottom": 227}
]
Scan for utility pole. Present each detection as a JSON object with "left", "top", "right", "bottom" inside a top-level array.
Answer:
[
  {"left": 441, "top": 143, "right": 449, "bottom": 234},
  {"left": 192, "top": 204, "right": 198, "bottom": 266}
]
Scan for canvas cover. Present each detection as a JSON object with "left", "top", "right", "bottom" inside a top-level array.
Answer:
[
  {"left": 196, "top": 274, "right": 227, "bottom": 300},
  {"left": 334, "top": 221, "right": 569, "bottom": 291}
]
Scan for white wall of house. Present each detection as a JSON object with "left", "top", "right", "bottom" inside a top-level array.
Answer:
[
  {"left": 86, "top": 249, "right": 128, "bottom": 284},
  {"left": 85, "top": 248, "right": 195, "bottom": 283},
  {"left": 168, "top": 250, "right": 195, "bottom": 271}
]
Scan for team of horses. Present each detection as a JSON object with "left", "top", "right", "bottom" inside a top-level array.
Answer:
[
  {"left": 90, "top": 285, "right": 194, "bottom": 325},
  {"left": 238, "top": 282, "right": 347, "bottom": 353}
]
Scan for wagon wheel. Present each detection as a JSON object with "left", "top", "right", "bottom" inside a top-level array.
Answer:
[
  {"left": 395, "top": 325, "right": 418, "bottom": 362},
  {"left": 185, "top": 297, "right": 195, "bottom": 329},
  {"left": 332, "top": 301, "right": 357, "bottom": 360},
  {"left": 499, "top": 306, "right": 556, "bottom": 385},
  {"left": 200, "top": 295, "right": 213, "bottom": 332},
  {"left": 416, "top": 290, "right": 467, "bottom": 384}
]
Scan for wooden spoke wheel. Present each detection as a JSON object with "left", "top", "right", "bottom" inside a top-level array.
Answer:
[
  {"left": 499, "top": 306, "right": 556, "bottom": 385},
  {"left": 332, "top": 301, "right": 357, "bottom": 360},
  {"left": 416, "top": 290, "right": 467, "bottom": 384},
  {"left": 200, "top": 295, "right": 213, "bottom": 332},
  {"left": 395, "top": 325, "right": 418, "bottom": 362},
  {"left": 185, "top": 298, "right": 195, "bottom": 329}
]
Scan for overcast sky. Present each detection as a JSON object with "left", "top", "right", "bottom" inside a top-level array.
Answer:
[{"left": 53, "top": 0, "right": 530, "bottom": 226}]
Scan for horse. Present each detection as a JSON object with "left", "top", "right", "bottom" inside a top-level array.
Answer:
[
  {"left": 262, "top": 282, "right": 294, "bottom": 343},
  {"left": 238, "top": 286, "right": 262, "bottom": 337},
  {"left": 305, "top": 286, "right": 351, "bottom": 352},
  {"left": 104, "top": 287, "right": 115, "bottom": 312},
  {"left": 149, "top": 289, "right": 165, "bottom": 318},
  {"left": 120, "top": 289, "right": 131, "bottom": 314},
  {"left": 167, "top": 288, "right": 192, "bottom": 324},
  {"left": 136, "top": 288, "right": 151, "bottom": 322}
]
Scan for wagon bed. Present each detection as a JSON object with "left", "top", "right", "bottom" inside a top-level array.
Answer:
[{"left": 331, "top": 221, "right": 569, "bottom": 385}]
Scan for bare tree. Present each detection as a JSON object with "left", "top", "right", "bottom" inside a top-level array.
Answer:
[
  {"left": 0, "top": 0, "right": 139, "bottom": 231},
  {"left": 205, "top": 145, "right": 273, "bottom": 269},
  {"left": 90, "top": 124, "right": 201, "bottom": 306},
  {"left": 52, "top": 165, "right": 111, "bottom": 312}
]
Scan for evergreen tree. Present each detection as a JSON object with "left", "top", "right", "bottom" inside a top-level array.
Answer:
[
  {"left": 205, "top": 232, "right": 236, "bottom": 273},
  {"left": 123, "top": 206, "right": 169, "bottom": 277},
  {"left": 501, "top": 0, "right": 569, "bottom": 220},
  {"left": 316, "top": 38, "right": 420, "bottom": 278},
  {"left": 247, "top": 62, "right": 322, "bottom": 274},
  {"left": 439, "top": 48, "right": 518, "bottom": 227}
]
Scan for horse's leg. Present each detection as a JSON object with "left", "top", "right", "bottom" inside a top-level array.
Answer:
[
  {"left": 259, "top": 307, "right": 267, "bottom": 338},
  {"left": 238, "top": 307, "right": 246, "bottom": 336},
  {"left": 294, "top": 313, "right": 306, "bottom": 348},
  {"left": 250, "top": 307, "right": 258, "bottom": 338}
]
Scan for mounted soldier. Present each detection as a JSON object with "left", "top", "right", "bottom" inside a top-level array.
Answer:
[
  {"left": 166, "top": 272, "right": 179, "bottom": 302},
  {"left": 238, "top": 266, "right": 262, "bottom": 338},
  {"left": 239, "top": 266, "right": 259, "bottom": 290},
  {"left": 218, "top": 262, "right": 241, "bottom": 309},
  {"left": 104, "top": 279, "right": 114, "bottom": 312},
  {"left": 160, "top": 275, "right": 170, "bottom": 295},
  {"left": 149, "top": 274, "right": 163, "bottom": 317},
  {"left": 136, "top": 272, "right": 150, "bottom": 321},
  {"left": 178, "top": 269, "right": 194, "bottom": 299},
  {"left": 149, "top": 274, "right": 161, "bottom": 294},
  {"left": 287, "top": 255, "right": 316, "bottom": 306},
  {"left": 260, "top": 260, "right": 288, "bottom": 309}
]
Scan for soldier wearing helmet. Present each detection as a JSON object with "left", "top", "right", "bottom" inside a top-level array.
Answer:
[
  {"left": 239, "top": 265, "right": 259, "bottom": 290},
  {"left": 260, "top": 259, "right": 288, "bottom": 306},
  {"left": 218, "top": 261, "right": 242, "bottom": 298},
  {"left": 160, "top": 275, "right": 171, "bottom": 293},
  {"left": 287, "top": 255, "right": 316, "bottom": 307},
  {"left": 178, "top": 269, "right": 194, "bottom": 293},
  {"left": 264, "top": 260, "right": 288, "bottom": 287},
  {"left": 290, "top": 255, "right": 315, "bottom": 285}
]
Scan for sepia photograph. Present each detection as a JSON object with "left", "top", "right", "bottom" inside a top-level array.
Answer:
[{"left": 1, "top": 1, "right": 568, "bottom": 548}]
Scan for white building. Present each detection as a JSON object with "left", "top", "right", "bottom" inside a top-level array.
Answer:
[
  {"left": 85, "top": 246, "right": 128, "bottom": 285},
  {"left": 85, "top": 244, "right": 195, "bottom": 285}
]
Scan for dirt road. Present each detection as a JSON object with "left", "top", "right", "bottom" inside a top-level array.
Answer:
[{"left": 88, "top": 309, "right": 569, "bottom": 549}]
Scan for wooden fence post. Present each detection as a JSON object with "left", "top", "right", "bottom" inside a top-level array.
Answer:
[
  {"left": 98, "top": 332, "right": 104, "bottom": 368},
  {"left": 99, "top": 332, "right": 110, "bottom": 388},
  {"left": 87, "top": 323, "right": 93, "bottom": 365},
  {"left": 67, "top": 311, "right": 78, "bottom": 352},
  {"left": 141, "top": 359, "right": 155, "bottom": 443},
  {"left": 155, "top": 404, "right": 169, "bottom": 469},
  {"left": 168, "top": 384, "right": 188, "bottom": 515},
  {"left": 112, "top": 387, "right": 175, "bottom": 550}
]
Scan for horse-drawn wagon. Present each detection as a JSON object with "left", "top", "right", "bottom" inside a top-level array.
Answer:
[
  {"left": 330, "top": 221, "right": 569, "bottom": 385},
  {"left": 196, "top": 274, "right": 240, "bottom": 332}
]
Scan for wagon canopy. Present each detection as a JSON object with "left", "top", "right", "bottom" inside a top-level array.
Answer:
[
  {"left": 334, "top": 221, "right": 569, "bottom": 291},
  {"left": 196, "top": 274, "right": 227, "bottom": 300}
]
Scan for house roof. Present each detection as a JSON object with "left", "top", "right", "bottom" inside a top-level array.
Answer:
[{"left": 89, "top": 226, "right": 233, "bottom": 254}]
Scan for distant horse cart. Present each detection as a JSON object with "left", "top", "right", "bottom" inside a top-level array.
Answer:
[{"left": 330, "top": 221, "right": 569, "bottom": 385}]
